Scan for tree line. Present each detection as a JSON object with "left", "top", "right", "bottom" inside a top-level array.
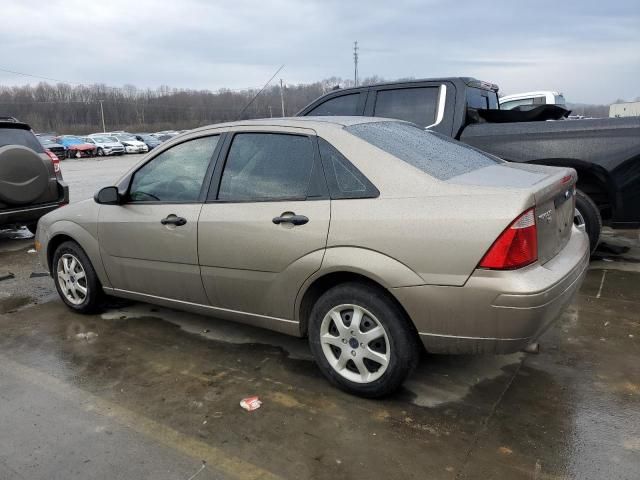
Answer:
[
  {"left": 0, "top": 76, "right": 616, "bottom": 134},
  {"left": 0, "top": 77, "right": 366, "bottom": 134}
]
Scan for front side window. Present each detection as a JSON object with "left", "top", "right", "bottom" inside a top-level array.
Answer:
[
  {"left": 374, "top": 87, "right": 439, "bottom": 127},
  {"left": 218, "top": 133, "right": 315, "bottom": 201},
  {"left": 307, "top": 93, "right": 360, "bottom": 116},
  {"left": 129, "top": 135, "right": 219, "bottom": 202}
]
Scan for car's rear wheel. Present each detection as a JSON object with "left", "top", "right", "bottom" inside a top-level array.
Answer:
[
  {"left": 574, "top": 189, "right": 601, "bottom": 255},
  {"left": 52, "top": 241, "right": 103, "bottom": 313},
  {"left": 308, "top": 282, "right": 420, "bottom": 397}
]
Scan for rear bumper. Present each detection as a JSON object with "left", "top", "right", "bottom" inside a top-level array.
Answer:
[
  {"left": 0, "top": 182, "right": 69, "bottom": 228},
  {"left": 393, "top": 226, "right": 590, "bottom": 354}
]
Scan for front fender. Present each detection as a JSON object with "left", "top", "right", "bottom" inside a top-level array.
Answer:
[{"left": 40, "top": 219, "right": 111, "bottom": 288}]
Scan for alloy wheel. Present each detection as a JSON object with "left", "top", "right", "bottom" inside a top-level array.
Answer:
[
  {"left": 56, "top": 253, "right": 88, "bottom": 305},
  {"left": 319, "top": 304, "right": 390, "bottom": 383}
]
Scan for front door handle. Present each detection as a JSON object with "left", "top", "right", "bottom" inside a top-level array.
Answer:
[
  {"left": 272, "top": 213, "right": 309, "bottom": 226},
  {"left": 161, "top": 215, "right": 187, "bottom": 226}
]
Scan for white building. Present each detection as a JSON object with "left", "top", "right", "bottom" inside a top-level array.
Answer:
[{"left": 609, "top": 101, "right": 640, "bottom": 118}]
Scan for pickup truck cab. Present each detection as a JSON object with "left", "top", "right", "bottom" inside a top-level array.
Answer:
[{"left": 298, "top": 77, "right": 640, "bottom": 251}]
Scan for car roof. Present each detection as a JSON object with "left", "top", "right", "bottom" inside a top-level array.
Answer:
[{"left": 189, "top": 116, "right": 401, "bottom": 134}]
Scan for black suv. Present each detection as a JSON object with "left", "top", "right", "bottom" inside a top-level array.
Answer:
[{"left": 0, "top": 120, "right": 69, "bottom": 234}]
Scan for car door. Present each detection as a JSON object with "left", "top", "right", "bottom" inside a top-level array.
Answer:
[
  {"left": 198, "top": 128, "right": 330, "bottom": 323},
  {"left": 98, "top": 134, "right": 221, "bottom": 303}
]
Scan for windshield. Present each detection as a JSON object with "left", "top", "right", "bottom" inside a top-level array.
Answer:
[
  {"left": 91, "top": 136, "right": 110, "bottom": 143},
  {"left": 0, "top": 128, "right": 45, "bottom": 152},
  {"left": 117, "top": 135, "right": 136, "bottom": 141},
  {"left": 346, "top": 121, "right": 500, "bottom": 181}
]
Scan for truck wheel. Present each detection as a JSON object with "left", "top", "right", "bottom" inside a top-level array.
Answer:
[
  {"left": 308, "top": 282, "right": 421, "bottom": 398},
  {"left": 574, "top": 189, "right": 601, "bottom": 254}
]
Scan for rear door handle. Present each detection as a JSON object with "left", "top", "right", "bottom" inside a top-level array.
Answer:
[
  {"left": 161, "top": 215, "right": 187, "bottom": 226},
  {"left": 272, "top": 214, "right": 309, "bottom": 226}
]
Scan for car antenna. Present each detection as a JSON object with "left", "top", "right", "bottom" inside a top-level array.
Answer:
[{"left": 235, "top": 64, "right": 285, "bottom": 121}]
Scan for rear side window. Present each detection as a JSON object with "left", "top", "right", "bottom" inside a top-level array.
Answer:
[
  {"left": 373, "top": 87, "right": 439, "bottom": 127},
  {"left": 0, "top": 128, "right": 45, "bottom": 153},
  {"left": 346, "top": 121, "right": 500, "bottom": 181},
  {"left": 218, "top": 133, "right": 315, "bottom": 201},
  {"left": 307, "top": 94, "right": 360, "bottom": 116},
  {"left": 318, "top": 138, "right": 378, "bottom": 199},
  {"left": 467, "top": 88, "right": 499, "bottom": 110}
]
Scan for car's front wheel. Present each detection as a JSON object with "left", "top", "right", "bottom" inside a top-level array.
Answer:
[
  {"left": 52, "top": 241, "right": 103, "bottom": 313},
  {"left": 97, "top": 148, "right": 104, "bottom": 157},
  {"left": 308, "top": 282, "right": 421, "bottom": 397}
]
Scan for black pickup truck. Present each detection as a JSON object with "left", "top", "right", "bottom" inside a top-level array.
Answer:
[{"left": 298, "top": 77, "right": 640, "bottom": 251}]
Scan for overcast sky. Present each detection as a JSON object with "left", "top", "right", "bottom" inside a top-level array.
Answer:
[{"left": 1, "top": 0, "right": 638, "bottom": 104}]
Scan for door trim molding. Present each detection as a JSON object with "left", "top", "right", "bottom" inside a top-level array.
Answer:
[{"left": 102, "top": 287, "right": 301, "bottom": 336}]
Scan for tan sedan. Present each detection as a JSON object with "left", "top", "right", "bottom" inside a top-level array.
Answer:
[{"left": 36, "top": 117, "right": 589, "bottom": 397}]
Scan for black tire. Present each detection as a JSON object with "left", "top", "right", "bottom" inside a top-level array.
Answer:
[
  {"left": 308, "top": 282, "right": 421, "bottom": 398},
  {"left": 574, "top": 189, "right": 601, "bottom": 255},
  {"left": 25, "top": 223, "right": 38, "bottom": 235},
  {"left": 52, "top": 240, "right": 103, "bottom": 313},
  {"left": 97, "top": 148, "right": 104, "bottom": 157}
]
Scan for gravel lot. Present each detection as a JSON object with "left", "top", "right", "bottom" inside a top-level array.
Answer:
[{"left": 0, "top": 156, "right": 638, "bottom": 479}]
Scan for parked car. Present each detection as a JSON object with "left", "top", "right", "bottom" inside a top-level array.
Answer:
[
  {"left": 112, "top": 134, "right": 148, "bottom": 154},
  {"left": 0, "top": 119, "right": 69, "bottom": 233},
  {"left": 85, "top": 135, "right": 125, "bottom": 156},
  {"left": 500, "top": 91, "right": 566, "bottom": 110},
  {"left": 56, "top": 136, "right": 97, "bottom": 158},
  {"left": 298, "top": 77, "right": 640, "bottom": 252},
  {"left": 134, "top": 133, "right": 162, "bottom": 150},
  {"left": 36, "top": 118, "right": 588, "bottom": 397},
  {"left": 37, "top": 136, "right": 66, "bottom": 160}
]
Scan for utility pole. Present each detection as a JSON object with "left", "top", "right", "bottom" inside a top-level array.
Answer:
[
  {"left": 269, "top": 105, "right": 273, "bottom": 118},
  {"left": 279, "top": 79, "right": 285, "bottom": 117},
  {"left": 99, "top": 100, "right": 106, "bottom": 133},
  {"left": 353, "top": 41, "right": 359, "bottom": 87}
]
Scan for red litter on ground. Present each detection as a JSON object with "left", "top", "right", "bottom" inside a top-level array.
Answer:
[{"left": 240, "top": 396, "right": 262, "bottom": 412}]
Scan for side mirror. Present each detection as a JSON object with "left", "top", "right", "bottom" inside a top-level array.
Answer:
[{"left": 94, "top": 186, "right": 121, "bottom": 205}]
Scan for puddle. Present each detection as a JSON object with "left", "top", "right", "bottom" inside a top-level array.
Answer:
[
  {"left": 404, "top": 353, "right": 524, "bottom": 407},
  {"left": 101, "top": 303, "right": 312, "bottom": 360}
]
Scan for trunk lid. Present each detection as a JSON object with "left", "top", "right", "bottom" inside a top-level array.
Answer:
[{"left": 448, "top": 163, "right": 577, "bottom": 265}]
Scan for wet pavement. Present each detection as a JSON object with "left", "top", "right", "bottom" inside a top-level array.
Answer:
[{"left": 0, "top": 156, "right": 638, "bottom": 479}]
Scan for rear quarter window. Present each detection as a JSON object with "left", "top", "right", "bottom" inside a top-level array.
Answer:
[
  {"left": 0, "top": 128, "right": 45, "bottom": 153},
  {"left": 346, "top": 121, "right": 501, "bottom": 181}
]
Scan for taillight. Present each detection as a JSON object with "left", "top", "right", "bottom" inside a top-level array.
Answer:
[
  {"left": 479, "top": 208, "right": 538, "bottom": 270},
  {"left": 45, "top": 149, "right": 60, "bottom": 173}
]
